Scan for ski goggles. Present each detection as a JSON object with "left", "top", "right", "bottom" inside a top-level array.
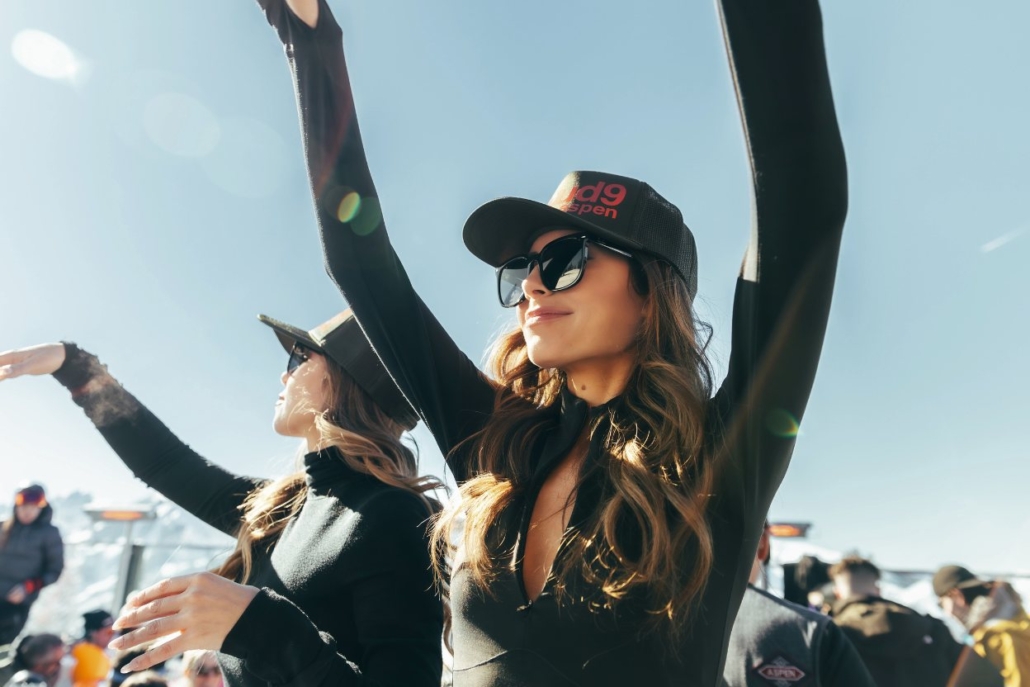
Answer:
[
  {"left": 496, "top": 234, "right": 633, "bottom": 308},
  {"left": 15, "top": 486, "right": 46, "bottom": 507},
  {"left": 286, "top": 343, "right": 311, "bottom": 376}
]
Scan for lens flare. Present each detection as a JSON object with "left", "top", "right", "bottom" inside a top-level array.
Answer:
[
  {"left": 11, "top": 29, "right": 82, "bottom": 81},
  {"left": 337, "top": 192, "right": 362, "bottom": 222},
  {"left": 350, "top": 197, "right": 383, "bottom": 236},
  {"left": 765, "top": 409, "right": 800, "bottom": 438}
]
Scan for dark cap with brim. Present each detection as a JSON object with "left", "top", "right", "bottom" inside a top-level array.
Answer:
[
  {"left": 463, "top": 170, "right": 698, "bottom": 299},
  {"left": 259, "top": 310, "right": 419, "bottom": 430},
  {"left": 83, "top": 609, "right": 114, "bottom": 633},
  {"left": 932, "top": 565, "right": 986, "bottom": 597}
]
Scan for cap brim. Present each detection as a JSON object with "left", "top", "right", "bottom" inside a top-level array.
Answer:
[
  {"left": 258, "top": 315, "right": 324, "bottom": 356},
  {"left": 462, "top": 197, "right": 644, "bottom": 267}
]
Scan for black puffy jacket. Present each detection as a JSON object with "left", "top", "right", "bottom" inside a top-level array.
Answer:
[{"left": 0, "top": 505, "right": 64, "bottom": 605}]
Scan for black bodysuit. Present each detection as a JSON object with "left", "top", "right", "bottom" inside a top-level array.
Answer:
[
  {"left": 258, "top": 0, "right": 847, "bottom": 683},
  {"left": 53, "top": 347, "right": 443, "bottom": 687}
]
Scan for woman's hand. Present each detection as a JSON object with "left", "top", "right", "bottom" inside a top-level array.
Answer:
[
  {"left": 0, "top": 344, "right": 66, "bottom": 382},
  {"left": 110, "top": 572, "right": 260, "bottom": 673}
]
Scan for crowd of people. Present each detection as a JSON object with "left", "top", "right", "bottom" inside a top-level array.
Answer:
[
  {"left": 1, "top": 481, "right": 1026, "bottom": 686},
  {"left": 0, "top": 485, "right": 224, "bottom": 687},
  {"left": 0, "top": 0, "right": 1026, "bottom": 685},
  {"left": 724, "top": 524, "right": 1030, "bottom": 686}
]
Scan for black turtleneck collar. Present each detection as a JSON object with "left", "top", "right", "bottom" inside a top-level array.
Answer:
[
  {"left": 303, "top": 447, "right": 362, "bottom": 492},
  {"left": 558, "top": 384, "right": 625, "bottom": 423}
]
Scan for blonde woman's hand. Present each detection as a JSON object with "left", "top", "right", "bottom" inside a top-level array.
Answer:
[
  {"left": 110, "top": 572, "right": 259, "bottom": 673},
  {"left": 0, "top": 344, "right": 66, "bottom": 382}
]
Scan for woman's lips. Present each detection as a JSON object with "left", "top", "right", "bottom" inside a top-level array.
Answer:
[{"left": 525, "top": 308, "right": 571, "bottom": 326}]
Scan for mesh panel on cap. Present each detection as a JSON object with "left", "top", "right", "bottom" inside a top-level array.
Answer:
[{"left": 630, "top": 184, "right": 698, "bottom": 298}]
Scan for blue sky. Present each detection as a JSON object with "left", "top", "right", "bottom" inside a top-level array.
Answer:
[{"left": 1, "top": 0, "right": 1027, "bottom": 573}]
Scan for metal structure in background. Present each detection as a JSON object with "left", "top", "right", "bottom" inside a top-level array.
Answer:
[{"left": 83, "top": 506, "right": 156, "bottom": 613}]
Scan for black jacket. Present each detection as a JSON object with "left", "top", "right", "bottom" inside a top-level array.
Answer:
[
  {"left": 53, "top": 346, "right": 443, "bottom": 687},
  {"left": 0, "top": 506, "right": 63, "bottom": 605},
  {"left": 723, "top": 586, "right": 875, "bottom": 687},
  {"left": 260, "top": 0, "right": 847, "bottom": 683},
  {"left": 832, "top": 596, "right": 968, "bottom": 687}
]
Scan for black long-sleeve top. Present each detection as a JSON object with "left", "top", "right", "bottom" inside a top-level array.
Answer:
[
  {"left": 52, "top": 346, "right": 443, "bottom": 687},
  {"left": 261, "top": 0, "right": 847, "bottom": 683}
]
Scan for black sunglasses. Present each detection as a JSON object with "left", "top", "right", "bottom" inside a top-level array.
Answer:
[
  {"left": 496, "top": 234, "right": 634, "bottom": 308},
  {"left": 286, "top": 343, "right": 311, "bottom": 376}
]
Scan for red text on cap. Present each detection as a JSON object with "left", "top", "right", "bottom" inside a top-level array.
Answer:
[{"left": 551, "top": 181, "right": 627, "bottom": 220}]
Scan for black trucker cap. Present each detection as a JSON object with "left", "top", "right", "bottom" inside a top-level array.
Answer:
[
  {"left": 462, "top": 170, "right": 698, "bottom": 299},
  {"left": 259, "top": 310, "right": 419, "bottom": 430}
]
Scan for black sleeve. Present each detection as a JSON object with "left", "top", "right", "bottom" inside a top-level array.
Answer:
[
  {"left": 817, "top": 621, "right": 876, "bottom": 687},
  {"left": 711, "top": 0, "right": 848, "bottom": 520},
  {"left": 256, "top": 0, "right": 497, "bottom": 483},
  {"left": 221, "top": 492, "right": 443, "bottom": 687},
  {"left": 52, "top": 344, "right": 263, "bottom": 536},
  {"left": 39, "top": 527, "right": 64, "bottom": 587}
]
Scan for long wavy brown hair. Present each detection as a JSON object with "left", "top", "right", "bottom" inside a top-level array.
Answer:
[
  {"left": 216, "top": 358, "right": 442, "bottom": 584},
  {"left": 431, "top": 258, "right": 718, "bottom": 634}
]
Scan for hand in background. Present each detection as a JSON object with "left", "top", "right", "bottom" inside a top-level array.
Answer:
[{"left": 0, "top": 343, "right": 66, "bottom": 382}]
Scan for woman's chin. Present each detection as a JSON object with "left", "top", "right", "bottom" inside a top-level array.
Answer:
[{"left": 526, "top": 346, "right": 571, "bottom": 372}]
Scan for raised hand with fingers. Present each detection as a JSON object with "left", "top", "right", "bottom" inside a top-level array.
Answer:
[
  {"left": 0, "top": 343, "right": 66, "bottom": 382},
  {"left": 111, "top": 572, "right": 259, "bottom": 674}
]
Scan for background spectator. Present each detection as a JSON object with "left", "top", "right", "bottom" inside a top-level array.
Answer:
[
  {"left": 70, "top": 611, "right": 113, "bottom": 687},
  {"left": 935, "top": 565, "right": 1030, "bottom": 687},
  {"left": 0, "top": 486, "right": 64, "bottom": 647},
  {"left": 2, "top": 634, "right": 64, "bottom": 687}
]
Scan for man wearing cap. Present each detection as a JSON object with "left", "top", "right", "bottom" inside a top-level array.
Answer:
[
  {"left": 935, "top": 565, "right": 1030, "bottom": 687},
  {"left": 829, "top": 557, "right": 1004, "bottom": 687},
  {"left": 70, "top": 611, "right": 114, "bottom": 687},
  {"left": 0, "top": 485, "right": 64, "bottom": 647}
]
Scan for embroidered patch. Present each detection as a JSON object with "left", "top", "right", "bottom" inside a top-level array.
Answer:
[{"left": 753, "top": 654, "right": 809, "bottom": 687}]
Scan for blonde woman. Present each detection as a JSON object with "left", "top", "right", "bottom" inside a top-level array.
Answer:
[
  {"left": 258, "top": 0, "right": 847, "bottom": 683},
  {"left": 0, "top": 311, "right": 444, "bottom": 686}
]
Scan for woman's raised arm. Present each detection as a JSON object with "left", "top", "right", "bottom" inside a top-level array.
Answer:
[
  {"left": 0, "top": 343, "right": 262, "bottom": 535},
  {"left": 712, "top": 0, "right": 848, "bottom": 518},
  {"left": 256, "top": 0, "right": 496, "bottom": 481}
]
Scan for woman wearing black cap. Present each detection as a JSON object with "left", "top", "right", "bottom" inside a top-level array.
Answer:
[
  {"left": 0, "top": 486, "right": 63, "bottom": 648},
  {"left": 259, "top": 0, "right": 846, "bottom": 683},
  {"left": 0, "top": 311, "right": 444, "bottom": 687}
]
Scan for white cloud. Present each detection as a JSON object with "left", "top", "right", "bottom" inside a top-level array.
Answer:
[{"left": 980, "top": 226, "right": 1027, "bottom": 254}]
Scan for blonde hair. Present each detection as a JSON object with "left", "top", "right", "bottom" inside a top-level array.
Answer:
[
  {"left": 181, "top": 650, "right": 219, "bottom": 677},
  {"left": 215, "top": 358, "right": 442, "bottom": 584},
  {"left": 431, "top": 259, "right": 718, "bottom": 635}
]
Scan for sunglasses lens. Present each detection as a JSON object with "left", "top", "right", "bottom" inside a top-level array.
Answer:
[
  {"left": 287, "top": 346, "right": 307, "bottom": 375},
  {"left": 498, "top": 257, "right": 532, "bottom": 308},
  {"left": 539, "top": 238, "right": 586, "bottom": 291}
]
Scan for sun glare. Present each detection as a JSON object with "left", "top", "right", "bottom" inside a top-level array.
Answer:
[{"left": 11, "top": 29, "right": 82, "bottom": 81}]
